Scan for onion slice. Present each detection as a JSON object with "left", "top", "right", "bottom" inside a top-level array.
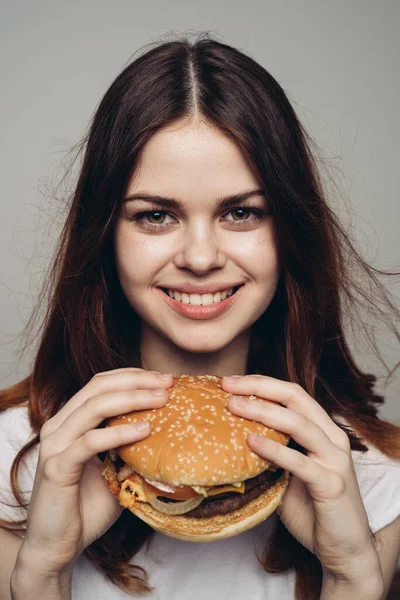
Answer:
[
  {"left": 148, "top": 494, "right": 204, "bottom": 515},
  {"left": 117, "top": 464, "right": 135, "bottom": 482}
]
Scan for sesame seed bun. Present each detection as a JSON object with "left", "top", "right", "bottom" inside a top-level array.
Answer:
[{"left": 103, "top": 374, "right": 290, "bottom": 541}]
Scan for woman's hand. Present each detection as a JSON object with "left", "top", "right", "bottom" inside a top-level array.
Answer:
[
  {"left": 223, "top": 375, "right": 383, "bottom": 586},
  {"left": 16, "top": 368, "right": 173, "bottom": 577}
]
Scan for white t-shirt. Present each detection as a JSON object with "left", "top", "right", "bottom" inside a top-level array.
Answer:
[{"left": 1, "top": 406, "right": 399, "bottom": 600}]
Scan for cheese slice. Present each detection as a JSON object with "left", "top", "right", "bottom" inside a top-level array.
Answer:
[{"left": 192, "top": 483, "right": 245, "bottom": 497}]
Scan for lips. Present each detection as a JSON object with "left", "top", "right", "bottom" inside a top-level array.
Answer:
[{"left": 158, "top": 285, "right": 243, "bottom": 320}]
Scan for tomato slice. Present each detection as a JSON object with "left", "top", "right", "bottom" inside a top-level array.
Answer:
[{"left": 142, "top": 479, "right": 201, "bottom": 501}]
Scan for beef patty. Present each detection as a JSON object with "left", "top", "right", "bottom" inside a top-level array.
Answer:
[{"left": 158, "top": 468, "right": 284, "bottom": 518}]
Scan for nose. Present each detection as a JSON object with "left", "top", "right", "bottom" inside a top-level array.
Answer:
[{"left": 173, "top": 223, "right": 227, "bottom": 274}]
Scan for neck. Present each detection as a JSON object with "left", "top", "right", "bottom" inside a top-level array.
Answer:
[{"left": 139, "top": 326, "right": 251, "bottom": 377}]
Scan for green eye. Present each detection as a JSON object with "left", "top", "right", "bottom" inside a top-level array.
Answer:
[
  {"left": 147, "top": 212, "right": 166, "bottom": 224},
  {"left": 230, "top": 208, "right": 251, "bottom": 221}
]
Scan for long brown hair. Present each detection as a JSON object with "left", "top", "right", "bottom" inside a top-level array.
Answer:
[{"left": 1, "top": 32, "right": 399, "bottom": 599}]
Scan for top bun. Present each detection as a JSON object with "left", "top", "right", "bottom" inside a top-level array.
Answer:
[{"left": 107, "top": 374, "right": 289, "bottom": 487}]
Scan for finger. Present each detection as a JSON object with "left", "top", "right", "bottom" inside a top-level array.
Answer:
[
  {"left": 41, "top": 370, "right": 173, "bottom": 438},
  {"left": 246, "top": 433, "right": 331, "bottom": 492},
  {"left": 43, "top": 421, "right": 152, "bottom": 486},
  {"left": 43, "top": 388, "right": 169, "bottom": 452},
  {"left": 227, "top": 396, "right": 337, "bottom": 461},
  {"left": 222, "top": 375, "right": 345, "bottom": 449}
]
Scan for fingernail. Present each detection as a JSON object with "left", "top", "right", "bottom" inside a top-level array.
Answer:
[
  {"left": 224, "top": 376, "right": 241, "bottom": 383},
  {"left": 134, "top": 421, "right": 150, "bottom": 432},
  {"left": 152, "top": 388, "right": 166, "bottom": 396},
  {"left": 248, "top": 433, "right": 263, "bottom": 444},
  {"left": 229, "top": 395, "right": 246, "bottom": 406},
  {"left": 158, "top": 373, "right": 172, "bottom": 380}
]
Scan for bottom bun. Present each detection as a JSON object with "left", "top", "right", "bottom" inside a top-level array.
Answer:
[{"left": 102, "top": 453, "right": 290, "bottom": 542}]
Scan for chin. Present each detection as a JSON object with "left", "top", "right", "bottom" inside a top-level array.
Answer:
[{"left": 102, "top": 374, "right": 290, "bottom": 542}]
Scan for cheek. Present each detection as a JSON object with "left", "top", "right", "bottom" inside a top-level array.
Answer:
[
  {"left": 114, "top": 229, "right": 169, "bottom": 287},
  {"left": 235, "top": 229, "right": 279, "bottom": 281}
]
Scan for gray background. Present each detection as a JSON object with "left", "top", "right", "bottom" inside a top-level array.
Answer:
[{"left": 1, "top": 1, "right": 399, "bottom": 423}]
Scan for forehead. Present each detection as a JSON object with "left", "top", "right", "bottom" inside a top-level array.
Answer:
[{"left": 126, "top": 119, "right": 262, "bottom": 203}]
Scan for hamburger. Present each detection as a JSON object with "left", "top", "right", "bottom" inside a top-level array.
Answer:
[{"left": 102, "top": 374, "right": 290, "bottom": 542}]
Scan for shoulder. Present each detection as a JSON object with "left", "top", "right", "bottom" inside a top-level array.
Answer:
[
  {"left": 0, "top": 405, "right": 34, "bottom": 448},
  {"left": 351, "top": 441, "right": 400, "bottom": 475},
  {"left": 351, "top": 442, "right": 400, "bottom": 533},
  {"left": 0, "top": 405, "right": 38, "bottom": 479},
  {"left": 0, "top": 406, "right": 39, "bottom": 530}
]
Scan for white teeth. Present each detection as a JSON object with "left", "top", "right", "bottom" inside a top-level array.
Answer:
[
  {"left": 166, "top": 287, "right": 236, "bottom": 305},
  {"left": 199, "top": 294, "right": 214, "bottom": 306}
]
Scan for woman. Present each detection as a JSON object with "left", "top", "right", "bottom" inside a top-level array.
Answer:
[{"left": 1, "top": 34, "right": 399, "bottom": 600}]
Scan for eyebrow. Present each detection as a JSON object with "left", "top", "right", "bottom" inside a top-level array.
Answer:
[{"left": 123, "top": 189, "right": 267, "bottom": 210}]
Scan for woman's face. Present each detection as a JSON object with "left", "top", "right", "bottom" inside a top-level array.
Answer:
[{"left": 114, "top": 118, "right": 280, "bottom": 355}]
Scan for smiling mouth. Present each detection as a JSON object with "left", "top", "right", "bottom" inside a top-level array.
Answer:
[{"left": 161, "top": 286, "right": 242, "bottom": 306}]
